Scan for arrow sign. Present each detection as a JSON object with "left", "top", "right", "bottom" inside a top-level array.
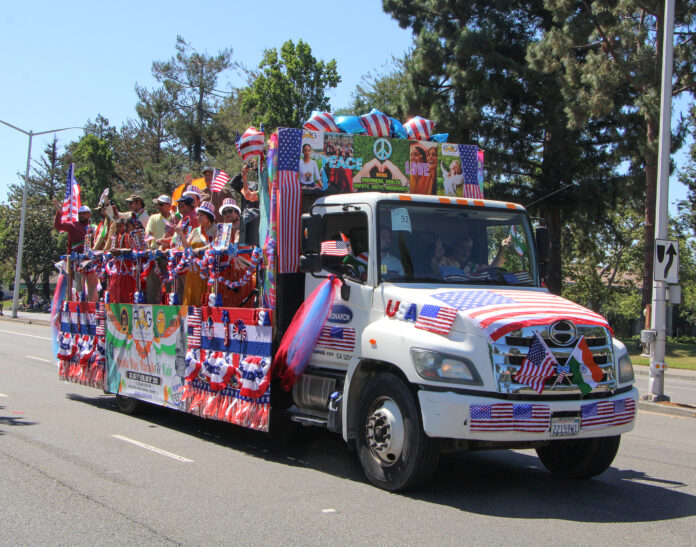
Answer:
[{"left": 654, "top": 238, "right": 679, "bottom": 284}]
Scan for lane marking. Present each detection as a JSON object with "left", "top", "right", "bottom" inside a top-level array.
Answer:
[
  {"left": 26, "top": 355, "right": 52, "bottom": 363},
  {"left": 0, "top": 329, "right": 51, "bottom": 341},
  {"left": 0, "top": 393, "right": 7, "bottom": 398},
  {"left": 322, "top": 508, "right": 337, "bottom": 514},
  {"left": 111, "top": 435, "right": 194, "bottom": 463}
]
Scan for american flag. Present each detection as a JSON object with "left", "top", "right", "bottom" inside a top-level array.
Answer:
[
  {"left": 360, "top": 111, "right": 391, "bottom": 137},
  {"left": 458, "top": 145, "right": 484, "bottom": 199},
  {"left": 316, "top": 326, "right": 356, "bottom": 352},
  {"left": 503, "top": 271, "right": 533, "bottom": 285},
  {"left": 61, "top": 163, "right": 82, "bottom": 223},
  {"left": 276, "top": 128, "right": 303, "bottom": 274},
  {"left": 581, "top": 398, "right": 636, "bottom": 429},
  {"left": 440, "top": 265, "right": 491, "bottom": 282},
  {"left": 415, "top": 304, "right": 458, "bottom": 335},
  {"left": 515, "top": 333, "right": 558, "bottom": 393},
  {"left": 236, "top": 126, "right": 265, "bottom": 161},
  {"left": 432, "top": 289, "right": 610, "bottom": 342},
  {"left": 320, "top": 240, "right": 352, "bottom": 256},
  {"left": 470, "top": 403, "right": 551, "bottom": 432},
  {"left": 404, "top": 116, "right": 434, "bottom": 140},
  {"left": 211, "top": 169, "right": 229, "bottom": 193}
]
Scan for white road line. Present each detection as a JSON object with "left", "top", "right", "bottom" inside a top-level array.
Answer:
[
  {"left": 26, "top": 355, "right": 52, "bottom": 363},
  {"left": 0, "top": 393, "right": 7, "bottom": 397},
  {"left": 111, "top": 435, "right": 194, "bottom": 463},
  {"left": 0, "top": 329, "right": 51, "bottom": 341}
]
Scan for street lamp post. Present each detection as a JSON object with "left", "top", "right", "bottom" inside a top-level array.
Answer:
[{"left": 0, "top": 120, "right": 82, "bottom": 318}]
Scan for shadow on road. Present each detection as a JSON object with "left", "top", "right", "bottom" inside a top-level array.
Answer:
[
  {"left": 66, "top": 393, "right": 696, "bottom": 522},
  {"left": 0, "top": 405, "right": 38, "bottom": 434}
]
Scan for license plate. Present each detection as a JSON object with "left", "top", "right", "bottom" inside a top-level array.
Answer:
[{"left": 550, "top": 417, "right": 580, "bottom": 437}]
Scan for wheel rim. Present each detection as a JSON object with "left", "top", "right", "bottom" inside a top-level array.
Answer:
[{"left": 365, "top": 397, "right": 405, "bottom": 466}]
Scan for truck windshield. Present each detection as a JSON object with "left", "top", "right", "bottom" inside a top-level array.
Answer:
[{"left": 377, "top": 202, "right": 538, "bottom": 286}]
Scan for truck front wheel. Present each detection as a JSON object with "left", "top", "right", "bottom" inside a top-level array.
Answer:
[
  {"left": 356, "top": 374, "right": 440, "bottom": 491},
  {"left": 536, "top": 435, "right": 620, "bottom": 479}
]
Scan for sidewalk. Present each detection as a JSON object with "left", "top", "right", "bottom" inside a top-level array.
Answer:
[
  {"left": 634, "top": 364, "right": 696, "bottom": 382},
  {"left": 0, "top": 310, "right": 52, "bottom": 326}
]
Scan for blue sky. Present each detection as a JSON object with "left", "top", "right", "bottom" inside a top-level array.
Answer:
[{"left": 0, "top": 0, "right": 691, "bottom": 214}]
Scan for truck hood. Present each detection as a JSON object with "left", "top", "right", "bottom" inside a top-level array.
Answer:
[{"left": 378, "top": 284, "right": 611, "bottom": 342}]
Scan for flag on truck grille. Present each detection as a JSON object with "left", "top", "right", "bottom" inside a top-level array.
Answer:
[
  {"left": 514, "top": 332, "right": 558, "bottom": 393},
  {"left": 316, "top": 326, "right": 356, "bottom": 352},
  {"left": 458, "top": 145, "right": 484, "bottom": 199},
  {"left": 581, "top": 398, "right": 636, "bottom": 429},
  {"left": 61, "top": 163, "right": 82, "bottom": 223},
  {"left": 470, "top": 403, "right": 551, "bottom": 432},
  {"left": 211, "top": 169, "right": 229, "bottom": 193},
  {"left": 567, "top": 335, "right": 604, "bottom": 395},
  {"left": 276, "top": 127, "right": 303, "bottom": 273},
  {"left": 431, "top": 289, "right": 610, "bottom": 342},
  {"left": 415, "top": 304, "right": 458, "bottom": 335}
]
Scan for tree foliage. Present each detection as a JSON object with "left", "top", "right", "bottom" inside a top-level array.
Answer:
[
  {"left": 240, "top": 39, "right": 340, "bottom": 130},
  {"left": 152, "top": 35, "right": 235, "bottom": 166}
]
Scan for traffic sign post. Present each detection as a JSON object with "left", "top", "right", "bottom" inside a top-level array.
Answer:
[
  {"left": 654, "top": 239, "right": 679, "bottom": 284},
  {"left": 647, "top": 0, "right": 675, "bottom": 403}
]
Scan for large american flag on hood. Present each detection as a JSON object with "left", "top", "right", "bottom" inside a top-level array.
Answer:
[{"left": 431, "top": 289, "right": 610, "bottom": 341}]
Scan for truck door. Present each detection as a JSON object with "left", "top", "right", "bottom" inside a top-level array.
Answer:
[{"left": 305, "top": 206, "right": 373, "bottom": 370}]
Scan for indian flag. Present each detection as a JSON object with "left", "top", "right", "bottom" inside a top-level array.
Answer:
[
  {"left": 510, "top": 225, "right": 528, "bottom": 257},
  {"left": 567, "top": 336, "right": 604, "bottom": 395}
]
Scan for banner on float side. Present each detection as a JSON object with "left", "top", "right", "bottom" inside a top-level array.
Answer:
[
  {"left": 105, "top": 304, "right": 188, "bottom": 409},
  {"left": 299, "top": 129, "right": 484, "bottom": 198}
]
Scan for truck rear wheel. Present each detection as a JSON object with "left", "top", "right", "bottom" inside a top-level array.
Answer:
[
  {"left": 536, "top": 435, "right": 620, "bottom": 479},
  {"left": 115, "top": 394, "right": 140, "bottom": 415},
  {"left": 356, "top": 374, "right": 440, "bottom": 491}
]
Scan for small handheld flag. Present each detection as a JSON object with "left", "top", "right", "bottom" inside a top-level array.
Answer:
[
  {"left": 61, "top": 163, "right": 82, "bottom": 223},
  {"left": 514, "top": 333, "right": 558, "bottom": 393}
]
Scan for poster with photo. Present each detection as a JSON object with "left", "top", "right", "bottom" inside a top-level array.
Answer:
[
  {"left": 351, "top": 135, "right": 410, "bottom": 193},
  {"left": 406, "top": 140, "right": 438, "bottom": 195},
  {"left": 437, "top": 142, "right": 485, "bottom": 197},
  {"left": 299, "top": 129, "right": 325, "bottom": 191}
]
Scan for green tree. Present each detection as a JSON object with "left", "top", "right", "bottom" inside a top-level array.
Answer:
[
  {"left": 382, "top": 0, "right": 629, "bottom": 295},
  {"left": 152, "top": 35, "right": 235, "bottom": 166},
  {"left": 677, "top": 104, "right": 696, "bottom": 235},
  {"left": 241, "top": 39, "right": 340, "bottom": 130},
  {"left": 347, "top": 56, "right": 410, "bottom": 119},
  {"left": 528, "top": 0, "right": 696, "bottom": 310}
]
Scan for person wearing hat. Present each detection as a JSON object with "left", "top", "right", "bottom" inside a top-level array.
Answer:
[
  {"left": 118, "top": 194, "right": 150, "bottom": 229},
  {"left": 144, "top": 195, "right": 181, "bottom": 303},
  {"left": 198, "top": 165, "right": 235, "bottom": 223},
  {"left": 53, "top": 201, "right": 98, "bottom": 301},
  {"left": 174, "top": 201, "right": 218, "bottom": 306},
  {"left": 216, "top": 197, "right": 256, "bottom": 307},
  {"left": 219, "top": 198, "right": 242, "bottom": 243}
]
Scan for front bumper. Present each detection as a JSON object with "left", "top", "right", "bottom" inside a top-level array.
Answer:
[{"left": 418, "top": 387, "right": 639, "bottom": 441}]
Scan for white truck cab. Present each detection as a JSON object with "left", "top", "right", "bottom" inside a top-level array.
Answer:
[{"left": 287, "top": 192, "right": 637, "bottom": 491}]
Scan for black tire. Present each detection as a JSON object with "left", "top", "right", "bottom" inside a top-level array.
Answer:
[
  {"left": 356, "top": 374, "right": 440, "bottom": 491},
  {"left": 115, "top": 394, "right": 140, "bottom": 415},
  {"left": 536, "top": 435, "right": 621, "bottom": 479}
]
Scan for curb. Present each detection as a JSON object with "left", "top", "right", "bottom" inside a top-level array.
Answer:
[
  {"left": 0, "top": 315, "right": 51, "bottom": 327},
  {"left": 633, "top": 366, "right": 696, "bottom": 382},
  {"left": 637, "top": 400, "right": 696, "bottom": 418}
]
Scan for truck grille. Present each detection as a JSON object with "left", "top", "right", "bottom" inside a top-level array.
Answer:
[{"left": 492, "top": 325, "right": 615, "bottom": 395}]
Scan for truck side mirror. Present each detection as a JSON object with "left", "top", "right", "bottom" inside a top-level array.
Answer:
[
  {"left": 299, "top": 254, "right": 323, "bottom": 274},
  {"left": 301, "top": 214, "right": 322, "bottom": 255},
  {"left": 535, "top": 226, "right": 550, "bottom": 264},
  {"left": 535, "top": 226, "right": 550, "bottom": 279}
]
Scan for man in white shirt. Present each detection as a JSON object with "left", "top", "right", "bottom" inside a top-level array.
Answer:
[{"left": 379, "top": 227, "right": 404, "bottom": 278}]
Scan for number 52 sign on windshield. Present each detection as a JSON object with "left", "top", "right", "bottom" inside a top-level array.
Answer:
[{"left": 654, "top": 238, "right": 679, "bottom": 284}]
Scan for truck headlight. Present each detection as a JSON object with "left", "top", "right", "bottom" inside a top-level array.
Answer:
[
  {"left": 410, "top": 348, "right": 482, "bottom": 385},
  {"left": 618, "top": 353, "right": 634, "bottom": 383}
]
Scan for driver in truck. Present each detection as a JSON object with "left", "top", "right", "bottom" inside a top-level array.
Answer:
[{"left": 431, "top": 233, "right": 512, "bottom": 275}]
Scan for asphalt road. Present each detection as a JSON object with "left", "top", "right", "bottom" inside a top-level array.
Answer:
[{"left": 1, "top": 322, "right": 694, "bottom": 545}]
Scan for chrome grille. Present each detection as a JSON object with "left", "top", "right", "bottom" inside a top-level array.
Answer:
[{"left": 492, "top": 325, "right": 615, "bottom": 395}]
